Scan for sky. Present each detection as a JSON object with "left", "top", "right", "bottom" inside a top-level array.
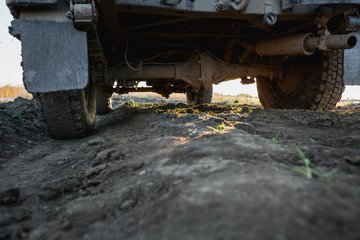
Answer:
[
  {"left": 0, "top": 1, "right": 358, "bottom": 99},
  {"left": 0, "top": 1, "right": 22, "bottom": 87}
]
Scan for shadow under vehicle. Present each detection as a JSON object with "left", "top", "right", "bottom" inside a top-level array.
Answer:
[{"left": 6, "top": 0, "right": 360, "bottom": 138}]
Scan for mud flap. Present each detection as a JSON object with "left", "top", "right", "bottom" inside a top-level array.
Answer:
[
  {"left": 344, "top": 32, "right": 360, "bottom": 85},
  {"left": 20, "top": 19, "right": 89, "bottom": 93}
]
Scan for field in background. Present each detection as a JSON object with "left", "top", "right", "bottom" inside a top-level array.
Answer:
[
  {"left": 0, "top": 86, "right": 259, "bottom": 104},
  {"left": 128, "top": 92, "right": 260, "bottom": 104},
  {"left": 1, "top": 85, "right": 358, "bottom": 106},
  {"left": 0, "top": 85, "right": 32, "bottom": 100}
]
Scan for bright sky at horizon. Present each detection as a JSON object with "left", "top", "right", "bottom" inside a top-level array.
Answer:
[
  {"left": 0, "top": 1, "right": 358, "bottom": 99},
  {"left": 0, "top": 1, "right": 22, "bottom": 87}
]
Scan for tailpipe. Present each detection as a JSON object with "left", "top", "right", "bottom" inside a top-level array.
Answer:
[
  {"left": 305, "top": 34, "right": 357, "bottom": 51},
  {"left": 256, "top": 33, "right": 357, "bottom": 56}
]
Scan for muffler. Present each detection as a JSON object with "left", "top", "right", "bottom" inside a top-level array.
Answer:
[{"left": 256, "top": 33, "right": 357, "bottom": 56}]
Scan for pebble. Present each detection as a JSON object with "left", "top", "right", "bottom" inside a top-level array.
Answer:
[
  {"left": 92, "top": 148, "right": 116, "bottom": 166},
  {"left": 0, "top": 188, "right": 20, "bottom": 205},
  {"left": 38, "top": 186, "right": 60, "bottom": 201},
  {"left": 120, "top": 199, "right": 136, "bottom": 210},
  {"left": 85, "top": 164, "right": 108, "bottom": 178},
  {"left": 87, "top": 137, "right": 105, "bottom": 146},
  {"left": 316, "top": 114, "right": 336, "bottom": 127}
]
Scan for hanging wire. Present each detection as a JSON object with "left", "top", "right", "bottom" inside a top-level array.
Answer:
[{"left": 124, "top": 36, "right": 143, "bottom": 71}]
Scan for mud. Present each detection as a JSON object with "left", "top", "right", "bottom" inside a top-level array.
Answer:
[{"left": 0, "top": 95, "right": 360, "bottom": 240}]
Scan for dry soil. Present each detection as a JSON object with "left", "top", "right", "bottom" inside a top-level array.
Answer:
[{"left": 0, "top": 95, "right": 360, "bottom": 240}]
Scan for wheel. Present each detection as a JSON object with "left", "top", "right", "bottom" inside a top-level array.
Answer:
[
  {"left": 186, "top": 87, "right": 213, "bottom": 105},
  {"left": 256, "top": 50, "right": 344, "bottom": 111},
  {"left": 34, "top": 84, "right": 96, "bottom": 139},
  {"left": 96, "top": 86, "right": 113, "bottom": 115}
]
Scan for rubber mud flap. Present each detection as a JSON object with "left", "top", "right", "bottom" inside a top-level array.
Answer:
[
  {"left": 344, "top": 32, "right": 360, "bottom": 85},
  {"left": 20, "top": 20, "right": 89, "bottom": 93}
]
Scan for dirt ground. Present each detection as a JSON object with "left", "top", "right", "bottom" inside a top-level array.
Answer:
[{"left": 0, "top": 94, "right": 360, "bottom": 240}]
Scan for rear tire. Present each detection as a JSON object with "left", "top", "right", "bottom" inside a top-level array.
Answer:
[
  {"left": 186, "top": 87, "right": 213, "bottom": 105},
  {"left": 34, "top": 84, "right": 96, "bottom": 139},
  {"left": 257, "top": 50, "right": 344, "bottom": 111}
]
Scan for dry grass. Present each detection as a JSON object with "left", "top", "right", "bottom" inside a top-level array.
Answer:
[
  {"left": 0, "top": 85, "right": 32, "bottom": 100},
  {"left": 129, "top": 92, "right": 259, "bottom": 104},
  {"left": 129, "top": 92, "right": 186, "bottom": 100},
  {"left": 212, "top": 93, "right": 259, "bottom": 104},
  {"left": 0, "top": 85, "right": 259, "bottom": 105}
]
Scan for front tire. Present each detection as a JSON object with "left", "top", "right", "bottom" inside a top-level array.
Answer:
[
  {"left": 257, "top": 50, "right": 344, "bottom": 111},
  {"left": 34, "top": 85, "right": 96, "bottom": 139}
]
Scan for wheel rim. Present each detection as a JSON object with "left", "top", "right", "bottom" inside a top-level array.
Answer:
[{"left": 271, "top": 62, "right": 304, "bottom": 97}]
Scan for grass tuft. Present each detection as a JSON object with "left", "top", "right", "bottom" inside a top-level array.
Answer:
[
  {"left": 292, "top": 144, "right": 337, "bottom": 185},
  {"left": 61, "top": 188, "right": 67, "bottom": 211},
  {"left": 0, "top": 85, "right": 32, "bottom": 100},
  {"left": 207, "top": 122, "right": 227, "bottom": 133},
  {"left": 338, "top": 114, "right": 348, "bottom": 134}
]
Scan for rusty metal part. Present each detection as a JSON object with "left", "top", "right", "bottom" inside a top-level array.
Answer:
[
  {"left": 108, "top": 65, "right": 176, "bottom": 80},
  {"left": 305, "top": 34, "right": 357, "bottom": 51},
  {"left": 256, "top": 33, "right": 357, "bottom": 56},
  {"left": 114, "top": 85, "right": 184, "bottom": 98},
  {"left": 67, "top": 0, "right": 97, "bottom": 26},
  {"left": 256, "top": 33, "right": 315, "bottom": 56},
  {"left": 73, "top": 4, "right": 96, "bottom": 24},
  {"left": 107, "top": 50, "right": 278, "bottom": 90},
  {"left": 175, "top": 50, "right": 277, "bottom": 89},
  {"left": 117, "top": 87, "right": 156, "bottom": 93}
]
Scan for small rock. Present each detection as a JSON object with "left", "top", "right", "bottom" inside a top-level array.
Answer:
[
  {"left": 139, "top": 170, "right": 147, "bottom": 176},
  {"left": 0, "top": 188, "right": 20, "bottom": 205},
  {"left": 87, "top": 137, "right": 105, "bottom": 146},
  {"left": 85, "top": 164, "right": 108, "bottom": 178},
  {"left": 92, "top": 148, "right": 116, "bottom": 166},
  {"left": 316, "top": 114, "right": 335, "bottom": 127},
  {"left": 38, "top": 181, "right": 72, "bottom": 201},
  {"left": 234, "top": 122, "right": 256, "bottom": 134},
  {"left": 120, "top": 199, "right": 136, "bottom": 210},
  {"left": 122, "top": 162, "right": 144, "bottom": 171},
  {"left": 38, "top": 187, "right": 60, "bottom": 201}
]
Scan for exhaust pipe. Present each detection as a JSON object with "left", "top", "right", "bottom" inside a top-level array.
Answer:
[
  {"left": 256, "top": 33, "right": 316, "bottom": 56},
  {"left": 304, "top": 34, "right": 357, "bottom": 51},
  {"left": 256, "top": 33, "right": 357, "bottom": 56}
]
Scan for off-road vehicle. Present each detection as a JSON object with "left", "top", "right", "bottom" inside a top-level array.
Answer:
[{"left": 7, "top": 0, "right": 360, "bottom": 138}]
